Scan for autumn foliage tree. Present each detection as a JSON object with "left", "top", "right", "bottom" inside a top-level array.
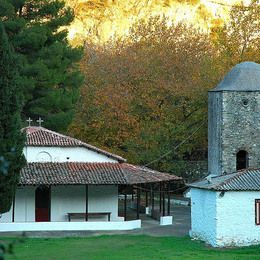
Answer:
[
  {"left": 70, "top": 1, "right": 259, "bottom": 177},
  {"left": 211, "top": 0, "right": 260, "bottom": 68},
  {"left": 70, "top": 17, "right": 221, "bottom": 175}
]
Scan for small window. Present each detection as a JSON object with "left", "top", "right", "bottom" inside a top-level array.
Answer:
[
  {"left": 236, "top": 150, "right": 248, "bottom": 170},
  {"left": 242, "top": 98, "right": 249, "bottom": 107},
  {"left": 256, "top": 200, "right": 260, "bottom": 225}
]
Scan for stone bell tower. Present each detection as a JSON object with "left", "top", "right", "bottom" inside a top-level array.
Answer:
[{"left": 208, "top": 62, "right": 260, "bottom": 176}]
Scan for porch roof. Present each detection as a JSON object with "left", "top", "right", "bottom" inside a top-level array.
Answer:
[{"left": 19, "top": 162, "right": 182, "bottom": 186}]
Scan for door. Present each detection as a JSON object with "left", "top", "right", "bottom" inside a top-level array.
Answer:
[{"left": 35, "top": 186, "right": 50, "bottom": 222}]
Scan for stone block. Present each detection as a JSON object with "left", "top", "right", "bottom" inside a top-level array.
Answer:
[{"left": 160, "top": 216, "right": 173, "bottom": 226}]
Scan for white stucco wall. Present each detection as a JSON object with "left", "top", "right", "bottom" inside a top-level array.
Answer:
[
  {"left": 51, "top": 185, "right": 86, "bottom": 222},
  {"left": 14, "top": 186, "right": 35, "bottom": 222},
  {"left": 51, "top": 185, "right": 120, "bottom": 222},
  {"left": 190, "top": 188, "right": 260, "bottom": 247},
  {"left": 0, "top": 204, "right": 13, "bottom": 223},
  {"left": 190, "top": 188, "right": 217, "bottom": 246},
  {"left": 88, "top": 185, "right": 120, "bottom": 221},
  {"left": 0, "top": 185, "right": 120, "bottom": 224},
  {"left": 0, "top": 220, "right": 141, "bottom": 232},
  {"left": 216, "top": 191, "right": 260, "bottom": 247},
  {"left": 23, "top": 146, "right": 118, "bottom": 163}
]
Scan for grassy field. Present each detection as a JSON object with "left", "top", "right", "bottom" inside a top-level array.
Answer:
[{"left": 2, "top": 235, "right": 260, "bottom": 260}]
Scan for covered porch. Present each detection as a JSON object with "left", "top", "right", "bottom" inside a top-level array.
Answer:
[
  {"left": 0, "top": 162, "right": 182, "bottom": 231},
  {"left": 119, "top": 182, "right": 184, "bottom": 225}
]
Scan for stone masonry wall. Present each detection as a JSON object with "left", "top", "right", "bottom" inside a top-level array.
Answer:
[
  {"left": 221, "top": 91, "right": 260, "bottom": 174},
  {"left": 208, "top": 90, "right": 260, "bottom": 175},
  {"left": 208, "top": 91, "right": 223, "bottom": 176}
]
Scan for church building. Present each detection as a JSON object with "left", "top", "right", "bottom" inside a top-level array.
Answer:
[
  {"left": 189, "top": 62, "right": 260, "bottom": 247},
  {"left": 0, "top": 126, "right": 181, "bottom": 232}
]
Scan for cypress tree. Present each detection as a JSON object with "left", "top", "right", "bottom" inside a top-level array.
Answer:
[
  {"left": 0, "top": 0, "right": 83, "bottom": 132},
  {"left": 0, "top": 22, "right": 25, "bottom": 213}
]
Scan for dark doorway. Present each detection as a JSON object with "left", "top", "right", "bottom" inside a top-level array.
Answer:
[
  {"left": 35, "top": 186, "right": 51, "bottom": 222},
  {"left": 236, "top": 150, "right": 248, "bottom": 171}
]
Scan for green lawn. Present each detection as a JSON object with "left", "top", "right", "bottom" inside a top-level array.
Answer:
[{"left": 2, "top": 235, "right": 260, "bottom": 260}]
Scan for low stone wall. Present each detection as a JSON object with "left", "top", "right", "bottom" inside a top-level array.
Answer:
[{"left": 0, "top": 220, "right": 141, "bottom": 232}]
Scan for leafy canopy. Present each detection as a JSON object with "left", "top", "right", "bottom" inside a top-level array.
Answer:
[
  {"left": 211, "top": 0, "right": 260, "bottom": 67},
  {"left": 70, "top": 17, "right": 218, "bottom": 176},
  {"left": 70, "top": 1, "right": 259, "bottom": 177}
]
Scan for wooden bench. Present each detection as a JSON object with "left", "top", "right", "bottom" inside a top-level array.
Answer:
[{"left": 67, "top": 212, "right": 111, "bottom": 222}]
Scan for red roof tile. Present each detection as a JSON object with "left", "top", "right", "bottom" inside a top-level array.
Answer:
[
  {"left": 23, "top": 127, "right": 126, "bottom": 162},
  {"left": 19, "top": 162, "right": 182, "bottom": 185}
]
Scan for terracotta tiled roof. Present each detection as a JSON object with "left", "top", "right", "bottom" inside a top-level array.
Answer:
[
  {"left": 19, "top": 162, "right": 182, "bottom": 185},
  {"left": 23, "top": 127, "right": 126, "bottom": 162},
  {"left": 122, "top": 164, "right": 182, "bottom": 184},
  {"left": 188, "top": 168, "right": 260, "bottom": 191}
]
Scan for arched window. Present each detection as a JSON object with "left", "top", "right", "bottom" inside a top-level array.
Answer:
[
  {"left": 236, "top": 150, "right": 248, "bottom": 171},
  {"left": 36, "top": 151, "right": 52, "bottom": 162}
]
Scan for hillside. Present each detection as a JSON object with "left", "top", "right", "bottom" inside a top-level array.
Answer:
[{"left": 65, "top": 0, "right": 248, "bottom": 45}]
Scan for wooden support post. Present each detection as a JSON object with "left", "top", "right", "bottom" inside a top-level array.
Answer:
[
  {"left": 162, "top": 183, "right": 165, "bottom": 216},
  {"left": 124, "top": 193, "right": 127, "bottom": 221},
  {"left": 167, "top": 182, "right": 171, "bottom": 216},
  {"left": 49, "top": 185, "right": 51, "bottom": 221},
  {"left": 159, "top": 183, "right": 162, "bottom": 213},
  {"left": 137, "top": 187, "right": 140, "bottom": 219},
  {"left": 12, "top": 194, "right": 15, "bottom": 222},
  {"left": 145, "top": 190, "right": 148, "bottom": 207},
  {"left": 85, "top": 185, "right": 88, "bottom": 221},
  {"left": 150, "top": 184, "right": 153, "bottom": 205},
  {"left": 152, "top": 188, "right": 154, "bottom": 213}
]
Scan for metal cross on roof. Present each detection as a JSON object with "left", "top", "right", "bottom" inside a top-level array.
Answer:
[
  {"left": 26, "top": 117, "right": 33, "bottom": 126},
  {"left": 36, "top": 117, "right": 44, "bottom": 127}
]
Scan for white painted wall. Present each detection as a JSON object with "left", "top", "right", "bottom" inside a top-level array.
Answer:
[
  {"left": 51, "top": 185, "right": 120, "bottom": 222},
  {"left": 190, "top": 188, "right": 260, "bottom": 247},
  {"left": 216, "top": 191, "right": 260, "bottom": 247},
  {"left": 1, "top": 185, "right": 121, "bottom": 224},
  {"left": 23, "top": 146, "right": 118, "bottom": 163},
  {"left": 14, "top": 186, "right": 35, "bottom": 222},
  {"left": 1, "top": 186, "right": 37, "bottom": 223},
  {"left": 190, "top": 188, "right": 217, "bottom": 246},
  {"left": 0, "top": 220, "right": 141, "bottom": 232},
  {"left": 0, "top": 205, "right": 13, "bottom": 223},
  {"left": 88, "top": 185, "right": 120, "bottom": 221},
  {"left": 51, "top": 185, "right": 86, "bottom": 222},
  {"left": 0, "top": 186, "right": 37, "bottom": 223}
]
